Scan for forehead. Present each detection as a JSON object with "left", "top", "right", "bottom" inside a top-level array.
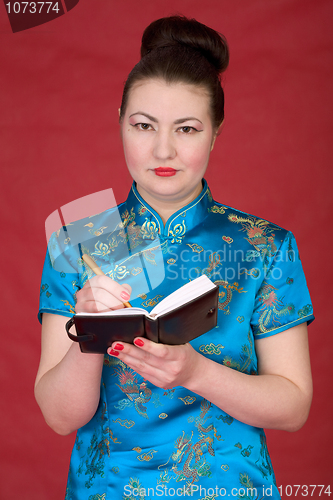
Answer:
[{"left": 126, "top": 79, "right": 211, "bottom": 118}]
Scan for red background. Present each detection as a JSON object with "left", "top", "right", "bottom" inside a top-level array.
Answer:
[{"left": 1, "top": 0, "right": 332, "bottom": 498}]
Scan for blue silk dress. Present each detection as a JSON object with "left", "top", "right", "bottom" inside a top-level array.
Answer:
[{"left": 38, "top": 180, "right": 314, "bottom": 500}]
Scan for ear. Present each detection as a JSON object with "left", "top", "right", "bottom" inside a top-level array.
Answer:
[
  {"left": 118, "top": 108, "right": 121, "bottom": 117},
  {"left": 210, "top": 120, "right": 224, "bottom": 151}
]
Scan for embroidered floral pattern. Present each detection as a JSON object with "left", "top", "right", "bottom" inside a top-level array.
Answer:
[
  {"left": 169, "top": 220, "right": 186, "bottom": 244},
  {"left": 199, "top": 343, "right": 224, "bottom": 355},
  {"left": 140, "top": 219, "right": 159, "bottom": 240},
  {"left": 208, "top": 204, "right": 226, "bottom": 214}
]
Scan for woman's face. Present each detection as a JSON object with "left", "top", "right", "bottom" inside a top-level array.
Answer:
[{"left": 120, "top": 79, "right": 217, "bottom": 211}]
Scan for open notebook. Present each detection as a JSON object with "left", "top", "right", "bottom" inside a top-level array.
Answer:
[{"left": 66, "top": 275, "right": 219, "bottom": 353}]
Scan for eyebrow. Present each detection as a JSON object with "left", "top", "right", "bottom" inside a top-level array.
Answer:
[{"left": 129, "top": 112, "right": 203, "bottom": 125}]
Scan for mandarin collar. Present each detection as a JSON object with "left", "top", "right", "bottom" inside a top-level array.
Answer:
[{"left": 123, "top": 179, "right": 213, "bottom": 241}]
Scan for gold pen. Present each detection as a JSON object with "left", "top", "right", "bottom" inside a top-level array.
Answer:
[{"left": 82, "top": 253, "right": 132, "bottom": 308}]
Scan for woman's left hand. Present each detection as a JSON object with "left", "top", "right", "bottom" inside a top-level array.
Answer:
[
  {"left": 107, "top": 338, "right": 201, "bottom": 389},
  {"left": 107, "top": 324, "right": 312, "bottom": 432}
]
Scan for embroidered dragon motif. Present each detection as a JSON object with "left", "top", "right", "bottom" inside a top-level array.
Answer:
[{"left": 257, "top": 282, "right": 294, "bottom": 334}]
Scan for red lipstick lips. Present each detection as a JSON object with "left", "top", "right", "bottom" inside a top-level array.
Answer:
[{"left": 154, "top": 167, "right": 177, "bottom": 177}]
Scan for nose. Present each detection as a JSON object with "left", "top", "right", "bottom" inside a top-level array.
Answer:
[{"left": 153, "top": 130, "right": 176, "bottom": 160}]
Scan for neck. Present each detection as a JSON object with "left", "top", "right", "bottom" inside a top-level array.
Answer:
[{"left": 136, "top": 183, "right": 204, "bottom": 225}]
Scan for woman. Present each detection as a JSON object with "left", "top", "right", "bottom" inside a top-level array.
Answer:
[{"left": 35, "top": 16, "right": 314, "bottom": 499}]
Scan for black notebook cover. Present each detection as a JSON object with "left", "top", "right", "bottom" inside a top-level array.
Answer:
[{"left": 66, "top": 285, "right": 219, "bottom": 353}]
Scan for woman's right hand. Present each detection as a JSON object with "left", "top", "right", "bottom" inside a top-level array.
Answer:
[
  {"left": 35, "top": 276, "right": 131, "bottom": 435},
  {"left": 75, "top": 275, "right": 132, "bottom": 313}
]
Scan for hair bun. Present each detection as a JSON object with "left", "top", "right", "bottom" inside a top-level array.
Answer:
[
  {"left": 120, "top": 16, "right": 229, "bottom": 128},
  {"left": 141, "top": 16, "right": 229, "bottom": 74}
]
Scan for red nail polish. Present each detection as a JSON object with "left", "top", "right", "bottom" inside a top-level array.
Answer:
[
  {"left": 114, "top": 343, "right": 124, "bottom": 351},
  {"left": 109, "top": 349, "right": 119, "bottom": 356},
  {"left": 120, "top": 290, "right": 130, "bottom": 301},
  {"left": 134, "top": 338, "right": 144, "bottom": 347}
]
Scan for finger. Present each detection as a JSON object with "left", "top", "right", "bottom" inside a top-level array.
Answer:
[
  {"left": 75, "top": 298, "right": 122, "bottom": 313},
  {"left": 133, "top": 337, "right": 171, "bottom": 359},
  {"left": 78, "top": 275, "right": 131, "bottom": 302},
  {"left": 75, "top": 276, "right": 132, "bottom": 313},
  {"left": 89, "top": 275, "right": 132, "bottom": 302},
  {"left": 107, "top": 342, "right": 170, "bottom": 386},
  {"left": 107, "top": 340, "right": 196, "bottom": 390},
  {"left": 107, "top": 340, "right": 146, "bottom": 357},
  {"left": 108, "top": 338, "right": 171, "bottom": 370},
  {"left": 76, "top": 287, "right": 124, "bottom": 313},
  {"left": 107, "top": 339, "right": 155, "bottom": 363},
  {"left": 127, "top": 339, "right": 195, "bottom": 386}
]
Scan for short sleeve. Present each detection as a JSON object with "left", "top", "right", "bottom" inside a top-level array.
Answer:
[
  {"left": 38, "top": 235, "right": 80, "bottom": 324},
  {"left": 251, "top": 231, "right": 314, "bottom": 339}
]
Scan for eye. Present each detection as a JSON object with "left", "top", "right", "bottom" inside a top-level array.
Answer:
[
  {"left": 177, "top": 126, "right": 198, "bottom": 134},
  {"left": 132, "top": 123, "right": 154, "bottom": 131}
]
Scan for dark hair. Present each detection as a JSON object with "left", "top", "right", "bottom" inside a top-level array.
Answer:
[{"left": 119, "top": 16, "right": 229, "bottom": 130}]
